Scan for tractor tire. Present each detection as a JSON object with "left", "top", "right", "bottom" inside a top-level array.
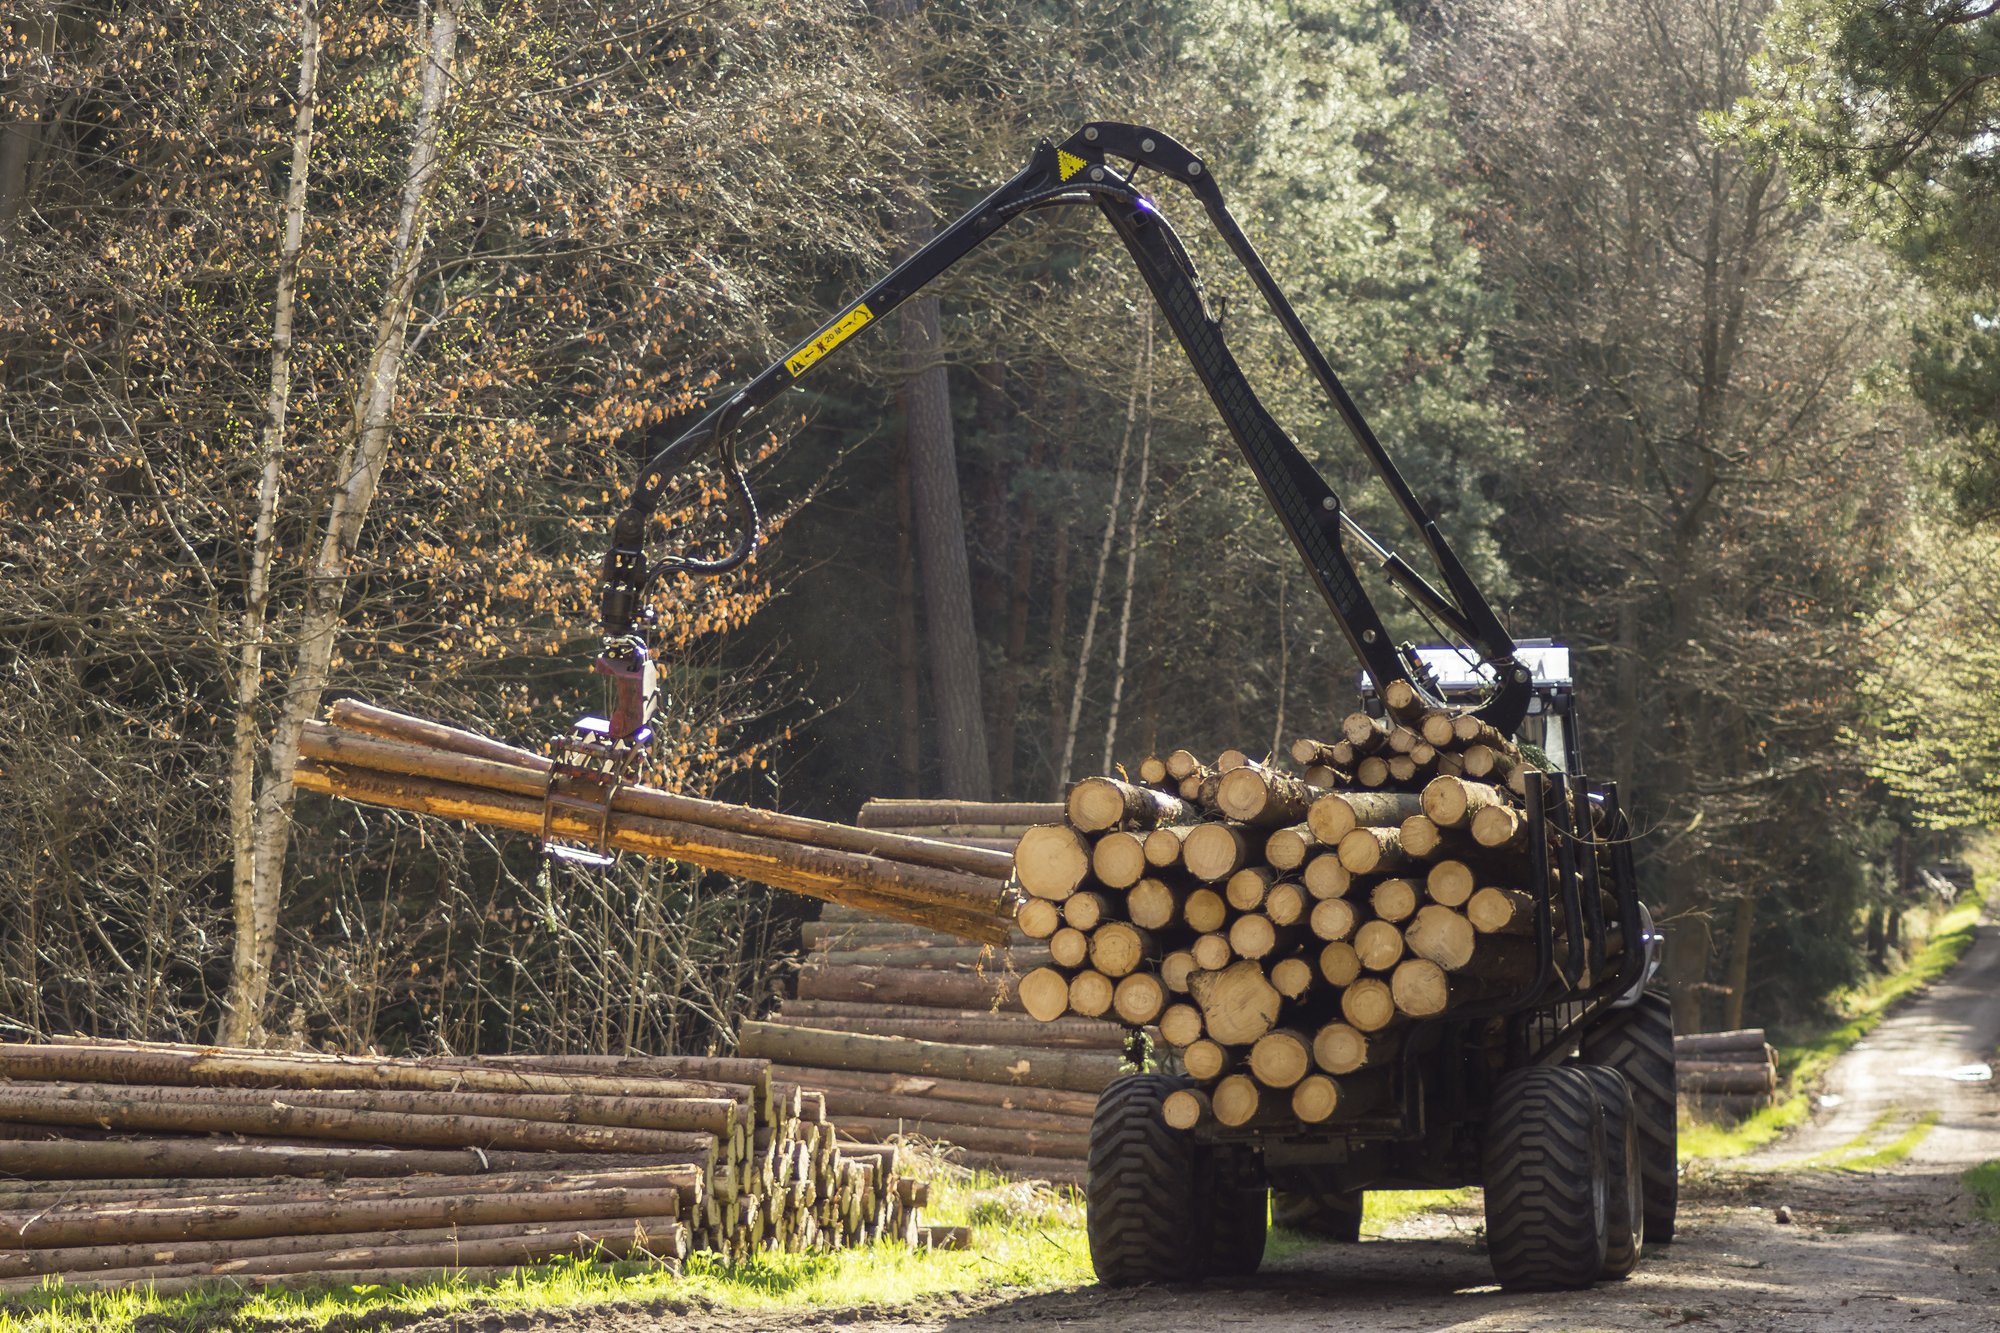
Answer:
[
  {"left": 1271, "top": 1188, "right": 1363, "bottom": 1242},
  {"left": 1575, "top": 1065, "right": 1644, "bottom": 1279},
  {"left": 1482, "top": 1065, "right": 1609, "bottom": 1291},
  {"left": 1201, "top": 1152, "right": 1268, "bottom": 1277},
  {"left": 1582, "top": 990, "right": 1678, "bottom": 1244},
  {"left": 1087, "top": 1074, "right": 1202, "bottom": 1286}
]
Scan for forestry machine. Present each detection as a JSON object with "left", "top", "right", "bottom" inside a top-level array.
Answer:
[{"left": 556, "top": 123, "right": 1672, "bottom": 1291}]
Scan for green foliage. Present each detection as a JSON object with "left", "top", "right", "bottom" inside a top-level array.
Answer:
[
  {"left": 1733, "top": 0, "right": 2000, "bottom": 518},
  {"left": 1965, "top": 1159, "right": 2000, "bottom": 1223}
]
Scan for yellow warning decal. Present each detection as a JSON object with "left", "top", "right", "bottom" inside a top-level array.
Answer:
[
  {"left": 785, "top": 303, "right": 874, "bottom": 378},
  {"left": 1057, "top": 149, "right": 1087, "bottom": 181}
]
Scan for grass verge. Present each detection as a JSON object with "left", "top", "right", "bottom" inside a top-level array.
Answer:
[
  {"left": 0, "top": 1161, "right": 1091, "bottom": 1333},
  {"left": 1965, "top": 1161, "right": 2000, "bottom": 1223},
  {"left": 1681, "top": 874, "right": 1989, "bottom": 1163}
]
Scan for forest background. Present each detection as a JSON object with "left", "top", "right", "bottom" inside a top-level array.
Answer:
[{"left": 3, "top": 0, "right": 1996, "bottom": 1054}]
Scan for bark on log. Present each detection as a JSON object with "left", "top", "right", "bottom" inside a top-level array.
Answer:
[
  {"left": 1215, "top": 765, "right": 1315, "bottom": 827},
  {"left": 0, "top": 1081, "right": 739, "bottom": 1139},
  {"left": 1671, "top": 1029, "right": 1769, "bottom": 1056},
  {"left": 0, "top": 1184, "right": 689, "bottom": 1250},
  {"left": 0, "top": 1046, "right": 735, "bottom": 1104},
  {"left": 837, "top": 1118, "right": 1089, "bottom": 1161},
  {"left": 0, "top": 1139, "right": 695, "bottom": 1182},
  {"left": 854, "top": 799, "right": 1063, "bottom": 829},
  {"left": 796, "top": 965, "right": 1020, "bottom": 1012},
  {"left": 737, "top": 1023, "right": 1120, "bottom": 1095},
  {"left": 768, "top": 1012, "right": 1118, "bottom": 1051},
  {"left": 1307, "top": 791, "right": 1424, "bottom": 845},
  {"left": 1065, "top": 778, "right": 1188, "bottom": 833},
  {"left": 3, "top": 1217, "right": 689, "bottom": 1286},
  {"left": 767, "top": 1066, "right": 1098, "bottom": 1118}
]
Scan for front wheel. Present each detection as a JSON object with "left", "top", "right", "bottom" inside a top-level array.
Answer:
[
  {"left": 1087, "top": 1074, "right": 1202, "bottom": 1286},
  {"left": 1483, "top": 1065, "right": 1609, "bottom": 1290}
]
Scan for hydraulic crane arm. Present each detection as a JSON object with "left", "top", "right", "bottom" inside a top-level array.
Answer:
[{"left": 589, "top": 123, "right": 1533, "bottom": 765}]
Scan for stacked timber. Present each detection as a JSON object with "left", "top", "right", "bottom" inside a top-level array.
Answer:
[
  {"left": 294, "top": 701, "right": 1016, "bottom": 943},
  {"left": 1674, "top": 1028, "right": 1778, "bottom": 1119},
  {"left": 740, "top": 800, "right": 1129, "bottom": 1189},
  {"left": 1012, "top": 710, "right": 1585, "bottom": 1133},
  {"left": 0, "top": 1040, "right": 930, "bottom": 1292}
]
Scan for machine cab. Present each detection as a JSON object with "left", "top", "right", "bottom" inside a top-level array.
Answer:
[{"left": 1361, "top": 639, "right": 1580, "bottom": 774}]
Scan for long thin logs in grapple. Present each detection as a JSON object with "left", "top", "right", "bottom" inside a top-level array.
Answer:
[{"left": 297, "top": 704, "right": 1015, "bottom": 943}]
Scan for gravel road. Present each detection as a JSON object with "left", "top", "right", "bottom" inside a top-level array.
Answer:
[{"left": 402, "top": 901, "right": 2000, "bottom": 1333}]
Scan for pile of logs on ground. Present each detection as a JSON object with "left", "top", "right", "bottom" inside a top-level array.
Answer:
[
  {"left": 738, "top": 800, "right": 1133, "bottom": 1189},
  {"left": 1012, "top": 697, "right": 1578, "bottom": 1133},
  {"left": 1675, "top": 1027, "right": 1779, "bottom": 1120},
  {"left": 0, "top": 1040, "right": 937, "bottom": 1293},
  {"left": 294, "top": 701, "right": 1016, "bottom": 943}
]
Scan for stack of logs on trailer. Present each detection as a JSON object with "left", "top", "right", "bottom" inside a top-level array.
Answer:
[
  {"left": 1010, "top": 692, "right": 1597, "bottom": 1132},
  {"left": 738, "top": 801, "right": 1139, "bottom": 1188},
  {"left": 1674, "top": 1028, "right": 1779, "bottom": 1119},
  {"left": 0, "top": 1042, "right": 948, "bottom": 1293}
]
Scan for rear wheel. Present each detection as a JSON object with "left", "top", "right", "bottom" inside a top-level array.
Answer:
[
  {"left": 1483, "top": 1065, "right": 1609, "bottom": 1290},
  {"left": 1271, "top": 1188, "right": 1363, "bottom": 1242},
  {"left": 1087, "top": 1074, "right": 1200, "bottom": 1286},
  {"left": 1201, "top": 1151, "right": 1268, "bottom": 1277},
  {"left": 1582, "top": 991, "right": 1678, "bottom": 1243},
  {"left": 1574, "top": 1065, "right": 1643, "bottom": 1279}
]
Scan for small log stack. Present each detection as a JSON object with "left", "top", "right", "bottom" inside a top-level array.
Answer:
[
  {"left": 743, "top": 800, "right": 1133, "bottom": 1188},
  {"left": 1673, "top": 1027, "right": 1778, "bottom": 1119},
  {"left": 0, "top": 1040, "right": 931, "bottom": 1292},
  {"left": 293, "top": 701, "right": 1018, "bottom": 944},
  {"left": 1012, "top": 711, "right": 1584, "bottom": 1133}
]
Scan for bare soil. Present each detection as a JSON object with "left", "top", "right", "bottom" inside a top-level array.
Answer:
[{"left": 393, "top": 905, "right": 2000, "bottom": 1333}]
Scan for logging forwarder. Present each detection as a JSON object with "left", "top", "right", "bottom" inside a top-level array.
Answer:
[{"left": 557, "top": 124, "right": 1672, "bottom": 1291}]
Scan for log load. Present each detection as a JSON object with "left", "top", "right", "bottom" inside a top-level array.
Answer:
[
  {"left": 295, "top": 702, "right": 1017, "bottom": 944},
  {"left": 0, "top": 1039, "right": 932, "bottom": 1286},
  {"left": 1010, "top": 730, "right": 1593, "bottom": 1135}
]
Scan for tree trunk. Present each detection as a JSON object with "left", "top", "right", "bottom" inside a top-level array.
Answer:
[
  {"left": 1059, "top": 347, "right": 1144, "bottom": 784},
  {"left": 1102, "top": 319, "right": 1154, "bottom": 771},
  {"left": 224, "top": 0, "right": 322, "bottom": 1039},
  {"left": 219, "top": 0, "right": 461, "bottom": 1044}
]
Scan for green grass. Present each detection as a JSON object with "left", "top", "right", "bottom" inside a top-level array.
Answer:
[
  {"left": 0, "top": 1162, "right": 1092, "bottom": 1333},
  {"left": 1680, "top": 875, "right": 1989, "bottom": 1163},
  {"left": 1834, "top": 1111, "right": 1939, "bottom": 1172},
  {"left": 1964, "top": 1160, "right": 2000, "bottom": 1223}
]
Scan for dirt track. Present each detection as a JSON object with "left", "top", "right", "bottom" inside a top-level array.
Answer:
[{"left": 405, "top": 902, "right": 2000, "bottom": 1332}]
